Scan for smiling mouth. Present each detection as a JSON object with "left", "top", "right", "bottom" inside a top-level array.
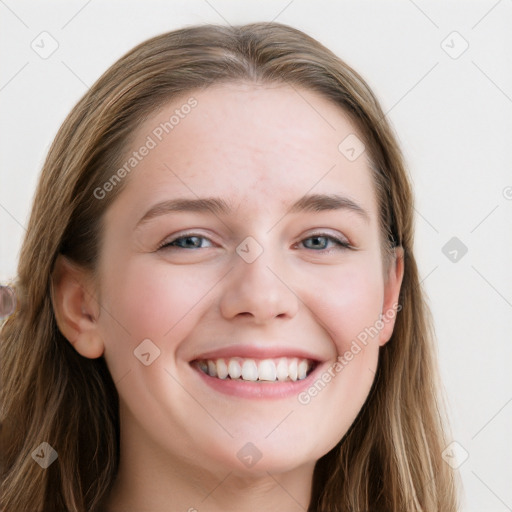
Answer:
[{"left": 193, "top": 356, "right": 317, "bottom": 383}]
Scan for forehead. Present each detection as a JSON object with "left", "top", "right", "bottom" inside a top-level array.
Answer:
[{"left": 104, "top": 82, "right": 378, "bottom": 226}]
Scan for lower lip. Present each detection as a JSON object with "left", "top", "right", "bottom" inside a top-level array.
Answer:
[{"left": 190, "top": 361, "right": 326, "bottom": 399}]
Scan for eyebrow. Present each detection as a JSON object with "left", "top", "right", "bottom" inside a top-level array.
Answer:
[{"left": 136, "top": 193, "right": 370, "bottom": 227}]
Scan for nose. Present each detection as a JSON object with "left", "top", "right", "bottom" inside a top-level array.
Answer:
[{"left": 219, "top": 241, "right": 300, "bottom": 324}]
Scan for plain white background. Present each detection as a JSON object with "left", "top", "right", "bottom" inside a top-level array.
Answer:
[{"left": 1, "top": 1, "right": 511, "bottom": 510}]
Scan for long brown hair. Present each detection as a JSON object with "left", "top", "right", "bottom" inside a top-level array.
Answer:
[{"left": 1, "top": 22, "right": 460, "bottom": 511}]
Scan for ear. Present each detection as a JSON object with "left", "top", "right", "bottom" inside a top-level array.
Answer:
[
  {"left": 378, "top": 246, "right": 404, "bottom": 346},
  {"left": 51, "top": 254, "right": 104, "bottom": 359}
]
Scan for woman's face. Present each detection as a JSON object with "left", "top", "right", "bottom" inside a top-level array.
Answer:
[{"left": 93, "top": 82, "right": 403, "bottom": 476}]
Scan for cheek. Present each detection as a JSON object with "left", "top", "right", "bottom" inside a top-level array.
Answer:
[
  {"left": 98, "top": 257, "right": 218, "bottom": 377},
  {"left": 308, "top": 260, "right": 385, "bottom": 353},
  {"left": 296, "top": 264, "right": 384, "bottom": 441}
]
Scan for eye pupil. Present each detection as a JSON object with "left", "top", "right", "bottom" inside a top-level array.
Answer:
[
  {"left": 305, "top": 236, "right": 328, "bottom": 250},
  {"left": 183, "top": 236, "right": 201, "bottom": 247},
  {"left": 170, "top": 236, "right": 203, "bottom": 249}
]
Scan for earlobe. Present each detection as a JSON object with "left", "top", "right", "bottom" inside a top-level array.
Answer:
[
  {"left": 51, "top": 255, "right": 105, "bottom": 359},
  {"left": 378, "top": 246, "right": 405, "bottom": 347}
]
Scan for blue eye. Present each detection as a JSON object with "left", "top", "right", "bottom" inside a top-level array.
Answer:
[
  {"left": 159, "top": 235, "right": 213, "bottom": 250},
  {"left": 300, "top": 234, "right": 351, "bottom": 251},
  {"left": 158, "top": 233, "right": 351, "bottom": 252}
]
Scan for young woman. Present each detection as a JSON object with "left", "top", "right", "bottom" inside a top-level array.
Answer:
[{"left": 0, "top": 22, "right": 460, "bottom": 511}]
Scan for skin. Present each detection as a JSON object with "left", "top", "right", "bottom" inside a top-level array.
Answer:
[{"left": 53, "top": 82, "right": 404, "bottom": 511}]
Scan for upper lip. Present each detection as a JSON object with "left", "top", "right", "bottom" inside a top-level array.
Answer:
[{"left": 190, "top": 345, "right": 325, "bottom": 362}]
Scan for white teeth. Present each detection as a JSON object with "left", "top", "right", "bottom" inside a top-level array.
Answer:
[
  {"left": 258, "top": 359, "right": 277, "bottom": 381},
  {"left": 217, "top": 359, "right": 228, "bottom": 379},
  {"left": 228, "top": 359, "right": 242, "bottom": 379},
  {"left": 197, "top": 356, "right": 314, "bottom": 382},
  {"left": 298, "top": 360, "right": 308, "bottom": 380},
  {"left": 241, "top": 360, "right": 258, "bottom": 381},
  {"left": 207, "top": 360, "right": 217, "bottom": 378},
  {"left": 288, "top": 359, "right": 298, "bottom": 382},
  {"left": 276, "top": 358, "right": 289, "bottom": 381}
]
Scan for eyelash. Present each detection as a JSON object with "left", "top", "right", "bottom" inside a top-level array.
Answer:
[{"left": 157, "top": 232, "right": 353, "bottom": 253}]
